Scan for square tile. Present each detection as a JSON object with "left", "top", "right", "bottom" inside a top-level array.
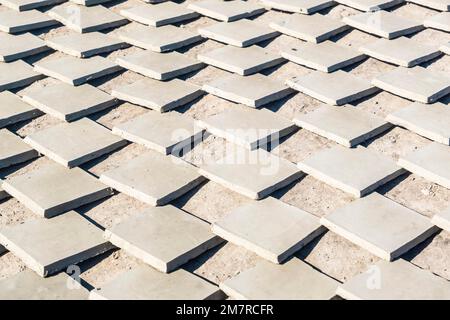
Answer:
[
  {"left": 199, "top": 147, "right": 303, "bottom": 200},
  {"left": 0, "top": 0, "right": 65, "bottom": 11},
  {"left": 114, "top": 23, "right": 202, "bottom": 52},
  {"left": 260, "top": 0, "right": 335, "bottom": 14},
  {"left": 22, "top": 82, "right": 117, "bottom": 121},
  {"left": 0, "top": 129, "right": 38, "bottom": 169},
  {"left": 198, "top": 19, "right": 280, "bottom": 47},
  {"left": 0, "top": 91, "right": 42, "bottom": 128},
  {"left": 197, "top": 107, "right": 296, "bottom": 150},
  {"left": 343, "top": 11, "right": 423, "bottom": 39},
  {"left": 100, "top": 151, "right": 205, "bottom": 206},
  {"left": 270, "top": 13, "right": 349, "bottom": 43},
  {"left": 372, "top": 67, "right": 450, "bottom": 104},
  {"left": 0, "top": 60, "right": 43, "bottom": 92},
  {"left": 408, "top": 0, "right": 449, "bottom": 11},
  {"left": 212, "top": 197, "right": 325, "bottom": 263},
  {"left": 116, "top": 50, "right": 204, "bottom": 81},
  {"left": 298, "top": 146, "right": 404, "bottom": 197},
  {"left": 104, "top": 205, "right": 223, "bottom": 273},
  {"left": 431, "top": 207, "right": 450, "bottom": 232},
  {"left": 111, "top": 78, "right": 203, "bottom": 113},
  {"left": 119, "top": 2, "right": 199, "bottom": 27},
  {"left": 0, "top": 32, "right": 49, "bottom": 62},
  {"left": 287, "top": 71, "right": 379, "bottom": 106},
  {"left": 198, "top": 45, "right": 285, "bottom": 76},
  {"left": 398, "top": 142, "right": 450, "bottom": 189},
  {"left": 0, "top": 270, "right": 89, "bottom": 300},
  {"left": 386, "top": 102, "right": 450, "bottom": 145},
  {"left": 188, "top": 0, "right": 265, "bottom": 22},
  {"left": 294, "top": 105, "right": 392, "bottom": 147},
  {"left": 203, "top": 73, "right": 294, "bottom": 107},
  {"left": 0, "top": 211, "right": 113, "bottom": 277},
  {"left": 359, "top": 37, "right": 441, "bottom": 67},
  {"left": 2, "top": 162, "right": 113, "bottom": 217},
  {"left": 321, "top": 193, "right": 438, "bottom": 260},
  {"left": 90, "top": 265, "right": 222, "bottom": 300},
  {"left": 24, "top": 118, "right": 126, "bottom": 168},
  {"left": 336, "top": 0, "right": 403, "bottom": 11},
  {"left": 112, "top": 111, "right": 203, "bottom": 155},
  {"left": 337, "top": 259, "right": 450, "bottom": 300},
  {"left": 0, "top": 9, "right": 58, "bottom": 33},
  {"left": 424, "top": 12, "right": 450, "bottom": 32},
  {"left": 441, "top": 42, "right": 450, "bottom": 55},
  {"left": 48, "top": 3, "right": 128, "bottom": 33},
  {"left": 34, "top": 55, "right": 122, "bottom": 86},
  {"left": 281, "top": 41, "right": 366, "bottom": 73},
  {"left": 46, "top": 32, "right": 127, "bottom": 58},
  {"left": 220, "top": 258, "right": 339, "bottom": 300}
]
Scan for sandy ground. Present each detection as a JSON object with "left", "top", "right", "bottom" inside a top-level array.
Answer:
[{"left": 0, "top": 0, "right": 449, "bottom": 291}]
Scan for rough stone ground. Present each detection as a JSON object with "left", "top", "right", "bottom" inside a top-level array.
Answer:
[{"left": 0, "top": 0, "right": 449, "bottom": 293}]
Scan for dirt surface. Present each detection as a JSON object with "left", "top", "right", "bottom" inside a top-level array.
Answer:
[{"left": 0, "top": 0, "right": 449, "bottom": 291}]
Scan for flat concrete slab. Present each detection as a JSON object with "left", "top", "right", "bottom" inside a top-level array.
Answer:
[
  {"left": 337, "top": 259, "right": 450, "bottom": 299},
  {"left": 104, "top": 205, "right": 223, "bottom": 273},
  {"left": 100, "top": 151, "right": 205, "bottom": 206},
  {"left": 112, "top": 111, "right": 203, "bottom": 155},
  {"left": 431, "top": 207, "right": 450, "bottom": 232},
  {"left": 0, "top": 0, "right": 65, "bottom": 11},
  {"left": 188, "top": 0, "right": 265, "bottom": 22},
  {"left": 359, "top": 37, "right": 441, "bottom": 67},
  {"left": 2, "top": 162, "right": 113, "bottom": 217},
  {"left": 287, "top": 71, "right": 379, "bottom": 106},
  {"left": 0, "top": 59, "right": 43, "bottom": 92},
  {"left": 0, "top": 91, "right": 42, "bottom": 128},
  {"left": 115, "top": 23, "right": 202, "bottom": 52},
  {"left": 260, "top": 0, "right": 335, "bottom": 14},
  {"left": 281, "top": 41, "right": 366, "bottom": 73},
  {"left": 336, "top": 0, "right": 403, "bottom": 11},
  {"left": 198, "top": 45, "right": 285, "bottom": 76},
  {"left": 441, "top": 42, "right": 450, "bottom": 55},
  {"left": 198, "top": 19, "right": 280, "bottom": 47},
  {"left": 34, "top": 55, "right": 122, "bottom": 86},
  {"left": 116, "top": 50, "right": 204, "bottom": 81},
  {"left": 119, "top": 2, "right": 199, "bottom": 27},
  {"left": 220, "top": 258, "right": 339, "bottom": 300},
  {"left": 25, "top": 118, "right": 126, "bottom": 168},
  {"left": 0, "top": 129, "right": 38, "bottom": 169},
  {"left": 0, "top": 9, "right": 58, "bottom": 33},
  {"left": 0, "top": 211, "right": 113, "bottom": 277},
  {"left": 199, "top": 147, "right": 303, "bottom": 200},
  {"left": 321, "top": 193, "right": 438, "bottom": 260},
  {"left": 111, "top": 78, "right": 203, "bottom": 113},
  {"left": 71, "top": 0, "right": 114, "bottom": 5},
  {"left": 0, "top": 270, "right": 89, "bottom": 300},
  {"left": 386, "top": 102, "right": 450, "bottom": 145},
  {"left": 398, "top": 142, "right": 450, "bottom": 189},
  {"left": 372, "top": 67, "right": 450, "bottom": 104},
  {"left": 90, "top": 265, "right": 222, "bottom": 300},
  {"left": 424, "top": 12, "right": 450, "bottom": 32},
  {"left": 409, "top": 0, "right": 449, "bottom": 11},
  {"left": 298, "top": 146, "right": 405, "bottom": 197},
  {"left": 203, "top": 73, "right": 294, "bottom": 108},
  {"left": 46, "top": 32, "right": 127, "bottom": 58},
  {"left": 269, "top": 13, "right": 349, "bottom": 43},
  {"left": 48, "top": 3, "right": 128, "bottom": 33},
  {"left": 197, "top": 107, "right": 296, "bottom": 150},
  {"left": 294, "top": 105, "right": 392, "bottom": 147},
  {"left": 0, "top": 32, "right": 49, "bottom": 62},
  {"left": 22, "top": 82, "right": 117, "bottom": 122},
  {"left": 343, "top": 11, "right": 423, "bottom": 39},
  {"left": 213, "top": 197, "right": 325, "bottom": 263}
]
